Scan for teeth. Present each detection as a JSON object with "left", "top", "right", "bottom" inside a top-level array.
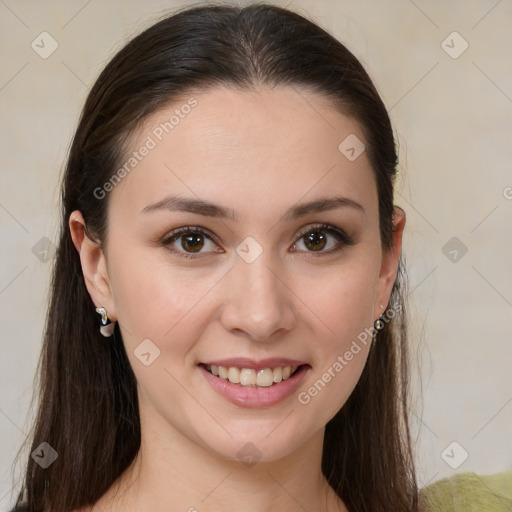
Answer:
[
  {"left": 205, "top": 364, "right": 299, "bottom": 387},
  {"left": 227, "top": 367, "right": 240, "bottom": 383},
  {"left": 257, "top": 368, "right": 274, "bottom": 387},
  {"left": 240, "top": 368, "right": 256, "bottom": 386}
]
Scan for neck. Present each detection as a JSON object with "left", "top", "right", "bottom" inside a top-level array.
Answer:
[{"left": 93, "top": 410, "right": 347, "bottom": 512}]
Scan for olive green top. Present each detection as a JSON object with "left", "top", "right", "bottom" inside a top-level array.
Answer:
[{"left": 420, "top": 470, "right": 512, "bottom": 511}]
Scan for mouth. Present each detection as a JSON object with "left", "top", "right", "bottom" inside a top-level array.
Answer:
[
  {"left": 198, "top": 360, "right": 310, "bottom": 407},
  {"left": 202, "top": 363, "right": 303, "bottom": 388}
]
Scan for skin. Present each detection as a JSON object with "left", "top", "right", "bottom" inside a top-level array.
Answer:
[{"left": 69, "top": 85, "right": 405, "bottom": 512}]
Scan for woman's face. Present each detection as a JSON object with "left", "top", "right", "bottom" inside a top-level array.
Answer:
[{"left": 84, "top": 85, "right": 404, "bottom": 463}]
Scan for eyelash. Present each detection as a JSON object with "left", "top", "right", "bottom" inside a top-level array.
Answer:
[{"left": 160, "top": 223, "right": 355, "bottom": 260}]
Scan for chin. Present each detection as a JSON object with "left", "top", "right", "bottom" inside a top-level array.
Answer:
[{"left": 197, "top": 422, "right": 315, "bottom": 466}]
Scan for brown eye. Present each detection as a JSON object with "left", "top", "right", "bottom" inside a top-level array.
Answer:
[
  {"left": 162, "top": 227, "right": 221, "bottom": 259},
  {"left": 161, "top": 223, "right": 354, "bottom": 261},
  {"left": 180, "top": 232, "right": 205, "bottom": 253},
  {"left": 302, "top": 230, "right": 328, "bottom": 252},
  {"left": 292, "top": 223, "right": 354, "bottom": 255}
]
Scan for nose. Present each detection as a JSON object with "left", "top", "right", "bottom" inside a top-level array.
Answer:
[{"left": 219, "top": 251, "right": 296, "bottom": 342}]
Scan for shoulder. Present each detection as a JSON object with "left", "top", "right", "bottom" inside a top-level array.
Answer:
[{"left": 419, "top": 470, "right": 512, "bottom": 511}]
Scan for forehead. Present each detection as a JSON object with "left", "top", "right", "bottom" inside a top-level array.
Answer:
[{"left": 109, "top": 85, "right": 377, "bottom": 222}]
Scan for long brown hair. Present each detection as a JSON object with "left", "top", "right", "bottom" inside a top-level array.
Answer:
[{"left": 11, "top": 3, "right": 418, "bottom": 511}]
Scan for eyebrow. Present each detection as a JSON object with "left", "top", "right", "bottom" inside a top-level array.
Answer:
[{"left": 140, "top": 195, "right": 365, "bottom": 220}]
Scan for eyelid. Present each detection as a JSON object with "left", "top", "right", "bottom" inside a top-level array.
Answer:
[
  {"left": 163, "top": 225, "right": 219, "bottom": 243},
  {"left": 295, "top": 223, "right": 353, "bottom": 243}
]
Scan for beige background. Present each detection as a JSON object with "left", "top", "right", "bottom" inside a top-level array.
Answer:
[{"left": 1, "top": 0, "right": 511, "bottom": 508}]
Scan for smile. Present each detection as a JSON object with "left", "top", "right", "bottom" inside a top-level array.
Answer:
[
  {"left": 205, "top": 364, "right": 299, "bottom": 387},
  {"left": 198, "top": 361, "right": 310, "bottom": 408}
]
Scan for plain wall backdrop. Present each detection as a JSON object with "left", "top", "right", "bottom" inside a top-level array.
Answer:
[{"left": 1, "top": 0, "right": 511, "bottom": 508}]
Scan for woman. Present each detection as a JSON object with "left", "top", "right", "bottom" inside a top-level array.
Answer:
[{"left": 9, "top": 3, "right": 511, "bottom": 512}]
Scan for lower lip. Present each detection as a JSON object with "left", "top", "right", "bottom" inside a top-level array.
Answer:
[{"left": 198, "top": 364, "right": 309, "bottom": 408}]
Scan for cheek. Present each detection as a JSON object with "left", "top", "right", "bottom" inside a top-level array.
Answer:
[
  {"left": 296, "top": 354, "right": 367, "bottom": 435},
  {"left": 295, "top": 316, "right": 371, "bottom": 432},
  {"left": 108, "top": 244, "right": 216, "bottom": 347},
  {"left": 298, "top": 258, "right": 379, "bottom": 353},
  {"left": 107, "top": 246, "right": 214, "bottom": 431},
  {"left": 292, "top": 261, "right": 378, "bottom": 421}
]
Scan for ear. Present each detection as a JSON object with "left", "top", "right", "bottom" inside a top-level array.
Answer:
[
  {"left": 69, "top": 210, "right": 117, "bottom": 322},
  {"left": 373, "top": 206, "right": 406, "bottom": 319}
]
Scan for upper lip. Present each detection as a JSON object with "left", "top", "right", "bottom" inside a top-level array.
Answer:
[{"left": 200, "top": 358, "right": 308, "bottom": 370}]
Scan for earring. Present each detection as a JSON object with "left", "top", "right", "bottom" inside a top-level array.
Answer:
[
  {"left": 95, "top": 307, "right": 115, "bottom": 337},
  {"left": 372, "top": 308, "right": 385, "bottom": 345}
]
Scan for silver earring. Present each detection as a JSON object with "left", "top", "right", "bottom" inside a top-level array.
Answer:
[{"left": 95, "top": 307, "right": 115, "bottom": 337}]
